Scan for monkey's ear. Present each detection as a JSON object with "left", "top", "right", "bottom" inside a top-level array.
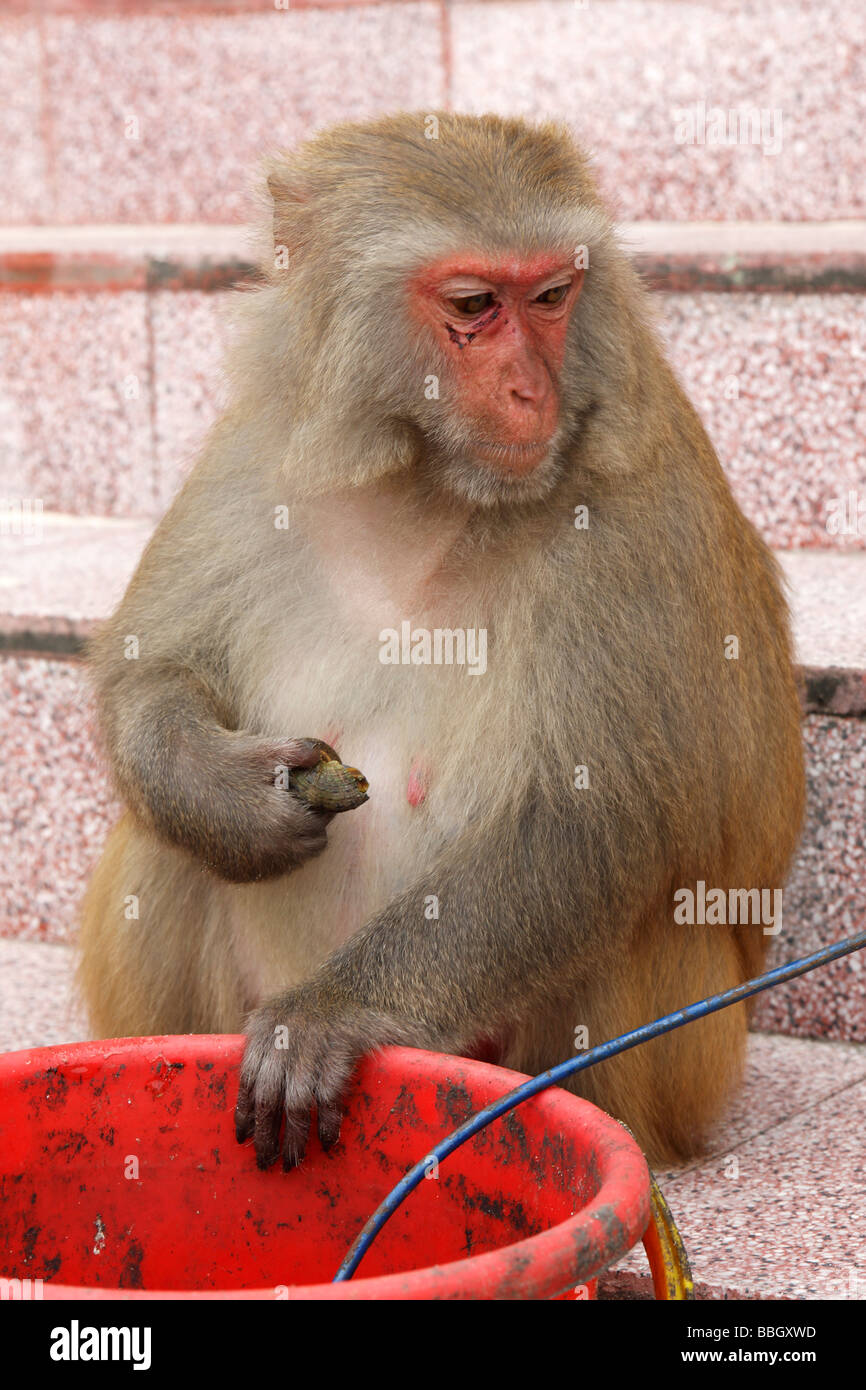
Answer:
[
  {"left": 266, "top": 166, "right": 304, "bottom": 208},
  {"left": 264, "top": 158, "right": 311, "bottom": 261}
]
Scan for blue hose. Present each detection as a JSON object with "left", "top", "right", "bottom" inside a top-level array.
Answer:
[{"left": 333, "top": 928, "right": 866, "bottom": 1281}]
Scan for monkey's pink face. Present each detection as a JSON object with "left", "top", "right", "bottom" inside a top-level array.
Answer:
[{"left": 411, "top": 252, "right": 584, "bottom": 486}]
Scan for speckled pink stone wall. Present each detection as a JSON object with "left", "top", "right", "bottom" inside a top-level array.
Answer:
[
  {"left": 0, "top": 19, "right": 46, "bottom": 224},
  {"left": 3, "top": 1, "right": 864, "bottom": 224},
  {"left": 0, "top": 291, "right": 153, "bottom": 516},
  {"left": 40, "top": 7, "right": 446, "bottom": 224},
  {"left": 0, "top": 657, "right": 117, "bottom": 945},
  {"left": 753, "top": 717, "right": 866, "bottom": 1042},
  {"left": 659, "top": 294, "right": 866, "bottom": 551},
  {"left": 450, "top": 0, "right": 866, "bottom": 222},
  {"left": 151, "top": 290, "right": 231, "bottom": 510}
]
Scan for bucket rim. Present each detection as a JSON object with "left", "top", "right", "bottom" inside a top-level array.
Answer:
[{"left": 0, "top": 1035, "right": 652, "bottom": 1301}]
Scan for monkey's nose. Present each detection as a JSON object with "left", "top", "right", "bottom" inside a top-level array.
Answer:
[
  {"left": 510, "top": 383, "right": 541, "bottom": 404},
  {"left": 509, "top": 376, "right": 551, "bottom": 410}
]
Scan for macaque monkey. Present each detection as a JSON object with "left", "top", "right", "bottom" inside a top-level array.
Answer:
[{"left": 79, "top": 113, "right": 804, "bottom": 1167}]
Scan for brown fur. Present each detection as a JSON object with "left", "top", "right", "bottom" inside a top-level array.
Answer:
[{"left": 79, "top": 113, "right": 804, "bottom": 1165}]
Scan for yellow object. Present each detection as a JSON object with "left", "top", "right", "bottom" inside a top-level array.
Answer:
[{"left": 642, "top": 1172, "right": 695, "bottom": 1300}]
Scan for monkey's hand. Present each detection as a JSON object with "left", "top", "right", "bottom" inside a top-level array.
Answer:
[
  {"left": 146, "top": 732, "right": 339, "bottom": 882},
  {"left": 234, "top": 986, "right": 426, "bottom": 1170}
]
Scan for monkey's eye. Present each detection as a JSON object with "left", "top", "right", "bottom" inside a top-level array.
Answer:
[
  {"left": 449, "top": 292, "right": 495, "bottom": 318},
  {"left": 534, "top": 284, "right": 570, "bottom": 306}
]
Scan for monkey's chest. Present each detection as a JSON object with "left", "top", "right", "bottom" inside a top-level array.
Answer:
[
  {"left": 228, "top": 648, "right": 486, "bottom": 996},
  {"left": 233, "top": 619, "right": 484, "bottom": 966},
  {"left": 226, "top": 724, "right": 438, "bottom": 999}
]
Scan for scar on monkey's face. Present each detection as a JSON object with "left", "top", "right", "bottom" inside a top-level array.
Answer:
[{"left": 411, "top": 253, "right": 584, "bottom": 479}]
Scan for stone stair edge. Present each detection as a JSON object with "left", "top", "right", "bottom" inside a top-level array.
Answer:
[
  {"left": 1, "top": 0, "right": 381, "bottom": 12},
  {"left": 0, "top": 222, "right": 864, "bottom": 294}
]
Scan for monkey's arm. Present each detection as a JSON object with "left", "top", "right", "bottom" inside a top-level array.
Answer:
[
  {"left": 236, "top": 801, "right": 639, "bottom": 1168},
  {"left": 87, "top": 444, "right": 345, "bottom": 882},
  {"left": 93, "top": 657, "right": 335, "bottom": 882}
]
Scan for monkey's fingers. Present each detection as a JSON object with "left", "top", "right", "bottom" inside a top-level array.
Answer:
[
  {"left": 277, "top": 738, "right": 334, "bottom": 770},
  {"left": 235, "top": 1039, "right": 279, "bottom": 1149},
  {"left": 316, "top": 1097, "right": 343, "bottom": 1151},
  {"left": 235, "top": 1101, "right": 253, "bottom": 1145},
  {"left": 234, "top": 1076, "right": 256, "bottom": 1144},
  {"left": 314, "top": 1044, "right": 353, "bottom": 1150},
  {"left": 253, "top": 1091, "right": 285, "bottom": 1171},
  {"left": 281, "top": 1104, "right": 312, "bottom": 1171}
]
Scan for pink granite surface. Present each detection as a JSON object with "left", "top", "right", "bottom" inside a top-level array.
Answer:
[
  {"left": 779, "top": 552, "right": 866, "bottom": 672},
  {"left": 0, "top": 515, "right": 152, "bottom": 638},
  {"left": 0, "top": 657, "right": 118, "bottom": 944},
  {"left": 1, "top": 3, "right": 863, "bottom": 224},
  {"left": 752, "top": 716, "right": 866, "bottom": 1043},
  {"left": 0, "top": 19, "right": 47, "bottom": 225},
  {"left": 605, "top": 1035, "right": 866, "bottom": 1299},
  {"left": 151, "top": 290, "right": 230, "bottom": 509},
  {"left": 690, "top": 1030, "right": 866, "bottom": 1156},
  {"left": 659, "top": 293, "right": 866, "bottom": 551},
  {"left": 0, "top": 291, "right": 154, "bottom": 516},
  {"left": 39, "top": 8, "right": 444, "bottom": 225},
  {"left": 0, "top": 939, "right": 87, "bottom": 1052},
  {"left": 0, "top": 0, "right": 410, "bottom": 12},
  {"left": 452, "top": 0, "right": 866, "bottom": 222}
]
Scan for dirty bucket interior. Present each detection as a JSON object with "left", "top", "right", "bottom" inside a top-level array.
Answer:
[{"left": 0, "top": 1036, "right": 650, "bottom": 1299}]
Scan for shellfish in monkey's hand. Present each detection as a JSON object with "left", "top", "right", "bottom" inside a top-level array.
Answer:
[{"left": 289, "top": 740, "right": 370, "bottom": 813}]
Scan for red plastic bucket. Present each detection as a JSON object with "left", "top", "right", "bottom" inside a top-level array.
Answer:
[{"left": 0, "top": 1036, "right": 650, "bottom": 1300}]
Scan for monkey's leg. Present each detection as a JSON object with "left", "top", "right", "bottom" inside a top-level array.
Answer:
[
  {"left": 78, "top": 813, "right": 243, "bottom": 1039},
  {"left": 505, "top": 912, "right": 761, "bottom": 1166},
  {"left": 233, "top": 779, "right": 781, "bottom": 1172}
]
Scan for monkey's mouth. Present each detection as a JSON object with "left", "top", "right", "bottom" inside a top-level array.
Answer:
[{"left": 473, "top": 440, "right": 551, "bottom": 475}]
